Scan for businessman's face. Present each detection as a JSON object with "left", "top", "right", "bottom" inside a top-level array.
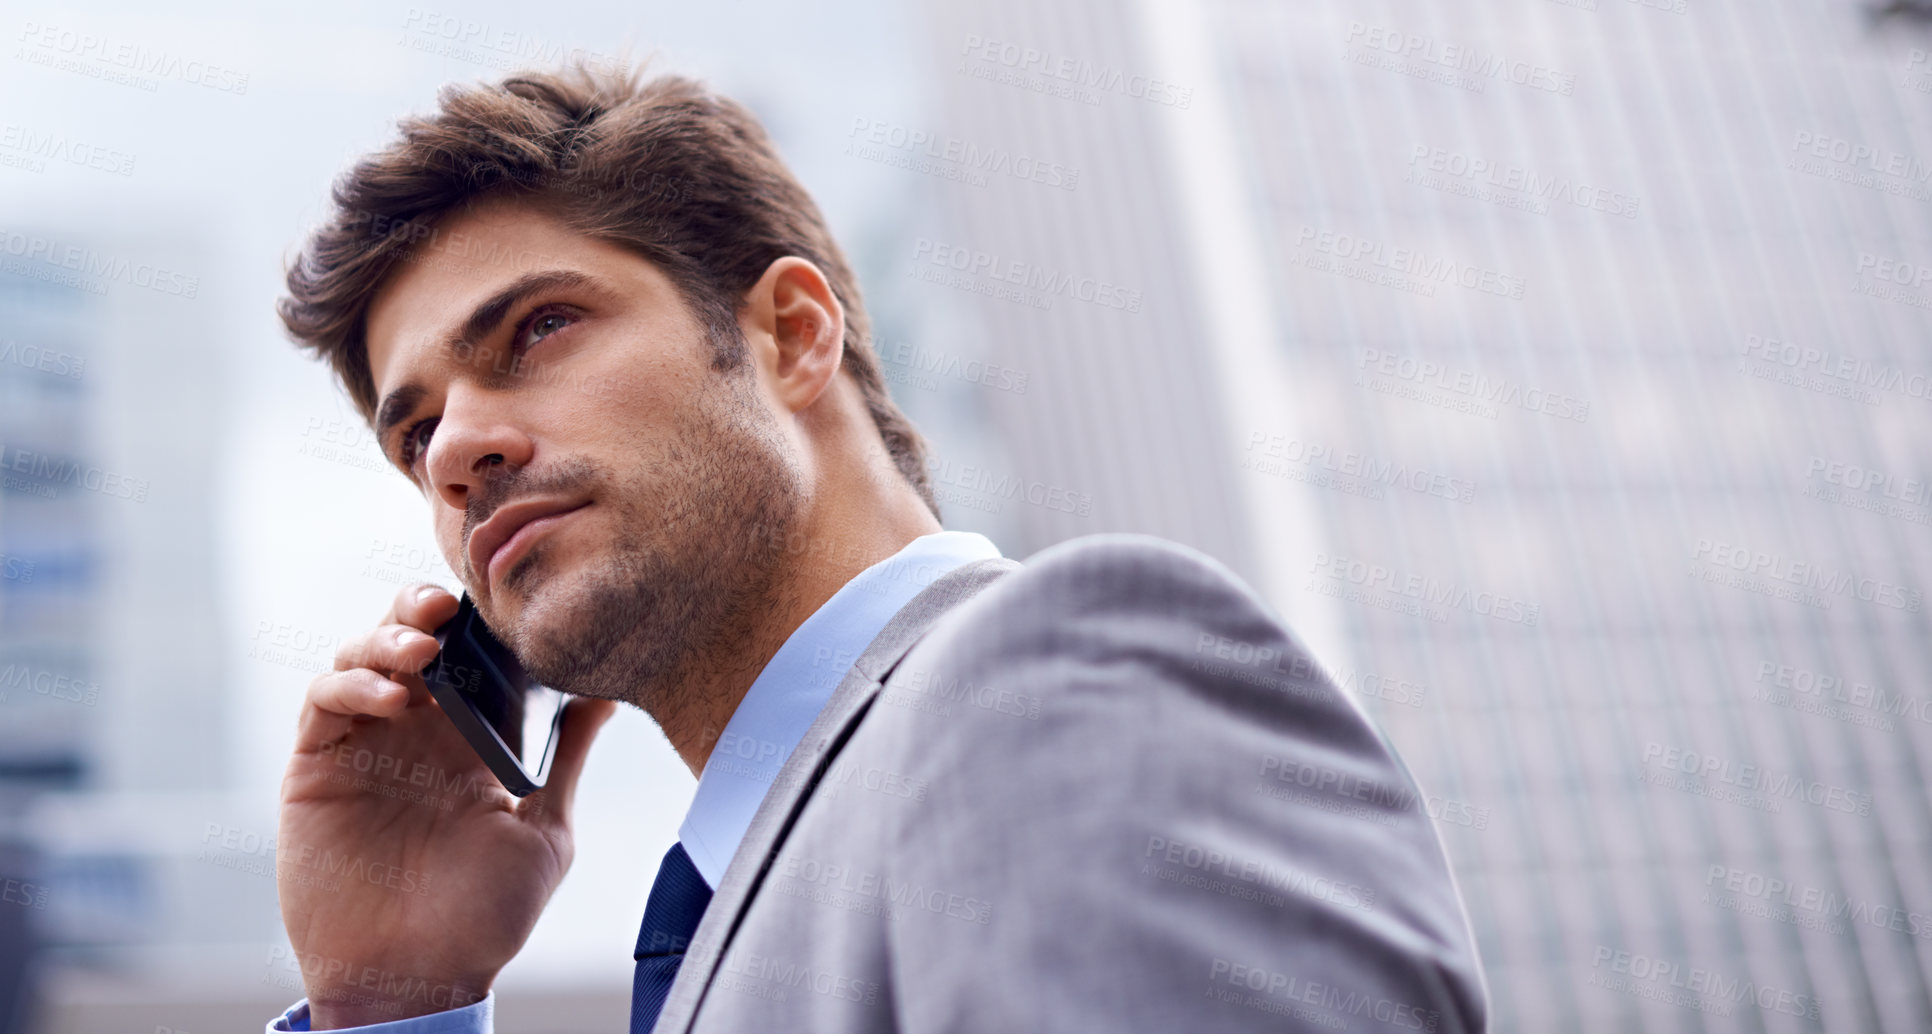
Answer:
[{"left": 362, "top": 198, "right": 805, "bottom": 709}]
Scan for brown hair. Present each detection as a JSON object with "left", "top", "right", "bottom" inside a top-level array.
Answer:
[{"left": 278, "top": 63, "right": 937, "bottom": 517}]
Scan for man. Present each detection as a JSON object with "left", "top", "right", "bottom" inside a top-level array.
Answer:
[{"left": 267, "top": 65, "right": 1488, "bottom": 1033}]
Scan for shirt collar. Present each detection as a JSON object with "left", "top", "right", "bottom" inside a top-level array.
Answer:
[{"left": 676, "top": 530, "right": 1003, "bottom": 887}]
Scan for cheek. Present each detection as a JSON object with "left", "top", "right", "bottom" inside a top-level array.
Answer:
[
  {"left": 582, "top": 320, "right": 715, "bottom": 409},
  {"left": 530, "top": 360, "right": 654, "bottom": 443},
  {"left": 434, "top": 516, "right": 467, "bottom": 576},
  {"left": 585, "top": 372, "right": 708, "bottom": 446}
]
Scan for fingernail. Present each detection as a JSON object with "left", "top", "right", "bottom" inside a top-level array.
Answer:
[
  {"left": 397, "top": 629, "right": 433, "bottom": 648},
  {"left": 415, "top": 585, "right": 443, "bottom": 603}
]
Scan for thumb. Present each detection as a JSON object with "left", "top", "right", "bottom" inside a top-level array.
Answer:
[{"left": 522, "top": 696, "right": 616, "bottom": 828}]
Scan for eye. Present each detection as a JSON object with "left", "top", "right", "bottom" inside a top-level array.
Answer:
[
  {"left": 399, "top": 417, "right": 439, "bottom": 473},
  {"left": 512, "top": 305, "right": 577, "bottom": 355}
]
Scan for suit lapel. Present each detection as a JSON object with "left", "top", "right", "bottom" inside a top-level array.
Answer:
[{"left": 654, "top": 555, "right": 1020, "bottom": 1032}]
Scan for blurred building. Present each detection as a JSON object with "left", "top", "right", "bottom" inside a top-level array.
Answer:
[
  {"left": 907, "top": 1, "right": 1932, "bottom": 1031},
  {"left": 0, "top": 271, "right": 98, "bottom": 786},
  {"left": 0, "top": 265, "right": 100, "bottom": 1034},
  {"left": 0, "top": 234, "right": 270, "bottom": 1033},
  {"left": 883, "top": 0, "right": 1344, "bottom": 665}
]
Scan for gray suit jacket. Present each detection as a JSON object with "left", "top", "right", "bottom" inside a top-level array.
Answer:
[{"left": 656, "top": 533, "right": 1487, "bottom": 1032}]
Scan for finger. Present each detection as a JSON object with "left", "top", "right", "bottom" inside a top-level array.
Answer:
[
  {"left": 522, "top": 697, "right": 617, "bottom": 828},
  {"left": 333, "top": 624, "right": 444, "bottom": 678},
  {"left": 309, "top": 667, "right": 413, "bottom": 718},
  {"left": 295, "top": 668, "right": 413, "bottom": 748},
  {"left": 391, "top": 582, "right": 461, "bottom": 633}
]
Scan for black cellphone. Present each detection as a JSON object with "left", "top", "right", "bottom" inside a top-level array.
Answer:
[{"left": 419, "top": 593, "right": 568, "bottom": 797}]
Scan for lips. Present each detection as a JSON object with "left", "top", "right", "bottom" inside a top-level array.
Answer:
[{"left": 466, "top": 496, "right": 590, "bottom": 591}]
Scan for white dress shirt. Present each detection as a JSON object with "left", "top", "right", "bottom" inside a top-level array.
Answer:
[{"left": 677, "top": 529, "right": 1002, "bottom": 886}]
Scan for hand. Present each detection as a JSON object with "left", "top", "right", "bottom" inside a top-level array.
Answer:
[{"left": 276, "top": 583, "right": 616, "bottom": 1029}]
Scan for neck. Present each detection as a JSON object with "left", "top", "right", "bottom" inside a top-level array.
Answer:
[{"left": 655, "top": 465, "right": 942, "bottom": 779}]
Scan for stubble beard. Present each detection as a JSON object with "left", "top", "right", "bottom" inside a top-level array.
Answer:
[{"left": 505, "top": 369, "right": 805, "bottom": 721}]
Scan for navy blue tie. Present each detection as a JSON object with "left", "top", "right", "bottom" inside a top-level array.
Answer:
[{"left": 631, "top": 842, "right": 713, "bottom": 1034}]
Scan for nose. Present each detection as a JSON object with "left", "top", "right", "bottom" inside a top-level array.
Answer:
[{"left": 424, "top": 386, "right": 534, "bottom": 512}]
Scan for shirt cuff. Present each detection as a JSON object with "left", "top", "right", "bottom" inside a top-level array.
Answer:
[{"left": 267, "top": 992, "right": 493, "bottom": 1033}]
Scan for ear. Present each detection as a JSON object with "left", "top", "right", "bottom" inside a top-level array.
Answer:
[{"left": 741, "top": 257, "right": 845, "bottom": 414}]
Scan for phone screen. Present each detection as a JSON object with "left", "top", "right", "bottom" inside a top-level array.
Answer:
[{"left": 420, "top": 594, "right": 567, "bottom": 796}]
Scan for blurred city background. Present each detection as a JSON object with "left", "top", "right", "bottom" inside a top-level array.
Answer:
[{"left": 4, "top": 0, "right": 1930, "bottom": 1030}]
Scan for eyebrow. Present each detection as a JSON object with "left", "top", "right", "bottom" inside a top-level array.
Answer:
[{"left": 373, "top": 268, "right": 603, "bottom": 455}]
